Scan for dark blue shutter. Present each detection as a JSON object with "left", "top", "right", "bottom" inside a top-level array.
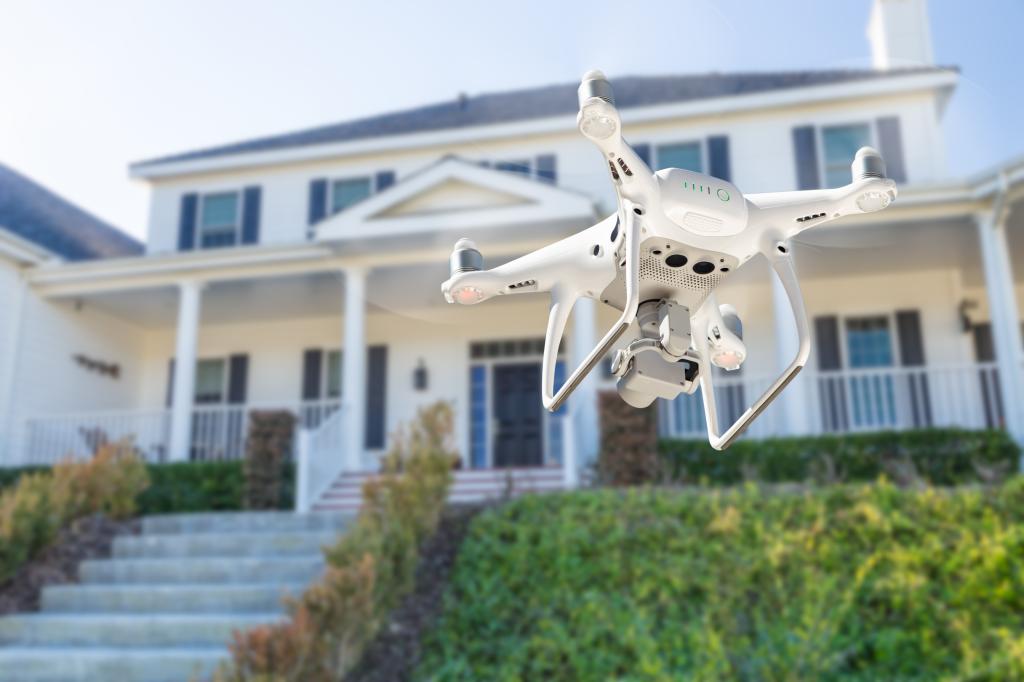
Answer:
[
  {"left": 227, "top": 354, "right": 249, "bottom": 404},
  {"left": 375, "top": 171, "right": 395, "bottom": 191},
  {"left": 707, "top": 136, "right": 731, "bottom": 182},
  {"left": 177, "top": 193, "right": 198, "bottom": 251},
  {"left": 365, "top": 345, "right": 388, "bottom": 449},
  {"left": 633, "top": 143, "right": 651, "bottom": 167},
  {"left": 896, "top": 310, "right": 931, "bottom": 427},
  {"left": 814, "top": 315, "right": 848, "bottom": 432},
  {"left": 792, "top": 126, "right": 820, "bottom": 190},
  {"left": 241, "top": 187, "right": 261, "bottom": 245},
  {"left": 302, "top": 349, "right": 323, "bottom": 400},
  {"left": 308, "top": 179, "right": 327, "bottom": 226},
  {"left": 876, "top": 116, "right": 907, "bottom": 183},
  {"left": 536, "top": 155, "right": 557, "bottom": 183}
]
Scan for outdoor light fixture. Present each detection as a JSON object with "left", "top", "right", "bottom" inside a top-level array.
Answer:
[
  {"left": 959, "top": 299, "right": 979, "bottom": 333},
  {"left": 414, "top": 359, "right": 429, "bottom": 391}
]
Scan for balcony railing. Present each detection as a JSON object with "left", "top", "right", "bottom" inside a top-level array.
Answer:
[
  {"left": 660, "top": 362, "right": 1007, "bottom": 440},
  {"left": 21, "top": 399, "right": 341, "bottom": 466}
]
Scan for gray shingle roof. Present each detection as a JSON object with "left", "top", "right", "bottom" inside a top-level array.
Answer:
[
  {"left": 134, "top": 67, "right": 955, "bottom": 169},
  {"left": 0, "top": 163, "right": 143, "bottom": 261}
]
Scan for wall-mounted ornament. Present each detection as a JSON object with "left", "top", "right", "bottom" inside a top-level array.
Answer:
[{"left": 73, "top": 354, "right": 120, "bottom": 379}]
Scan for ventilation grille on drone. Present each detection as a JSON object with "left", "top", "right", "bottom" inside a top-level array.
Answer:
[{"left": 639, "top": 256, "right": 723, "bottom": 296}]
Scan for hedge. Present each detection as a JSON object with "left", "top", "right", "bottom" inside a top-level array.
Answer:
[
  {"left": 137, "top": 460, "right": 295, "bottom": 515},
  {"left": 419, "top": 481, "right": 1024, "bottom": 680},
  {"left": 219, "top": 402, "right": 458, "bottom": 681},
  {"left": 659, "top": 428, "right": 1020, "bottom": 486}
]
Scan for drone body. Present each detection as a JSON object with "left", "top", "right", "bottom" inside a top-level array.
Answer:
[{"left": 442, "top": 70, "right": 897, "bottom": 450}]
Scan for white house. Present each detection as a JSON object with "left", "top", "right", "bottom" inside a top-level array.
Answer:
[{"left": 2, "top": 0, "right": 1023, "bottom": 510}]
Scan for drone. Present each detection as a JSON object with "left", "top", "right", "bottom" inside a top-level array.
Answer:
[{"left": 441, "top": 70, "right": 897, "bottom": 450}]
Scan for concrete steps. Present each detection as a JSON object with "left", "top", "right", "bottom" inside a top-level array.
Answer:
[
  {"left": 0, "top": 510, "right": 353, "bottom": 682},
  {"left": 314, "top": 466, "right": 565, "bottom": 511}
]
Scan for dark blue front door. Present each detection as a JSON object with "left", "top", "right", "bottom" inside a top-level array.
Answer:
[{"left": 492, "top": 363, "right": 543, "bottom": 467}]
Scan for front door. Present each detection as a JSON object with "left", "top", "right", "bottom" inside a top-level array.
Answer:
[{"left": 492, "top": 363, "right": 543, "bottom": 467}]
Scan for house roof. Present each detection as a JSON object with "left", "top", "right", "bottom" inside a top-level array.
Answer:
[
  {"left": 133, "top": 67, "right": 956, "bottom": 169},
  {"left": 0, "top": 163, "right": 143, "bottom": 262}
]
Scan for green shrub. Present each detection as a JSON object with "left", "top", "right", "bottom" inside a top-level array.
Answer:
[
  {"left": 659, "top": 428, "right": 1020, "bottom": 487},
  {"left": 220, "top": 401, "right": 459, "bottom": 681},
  {"left": 135, "top": 460, "right": 294, "bottom": 515},
  {"left": 419, "top": 480, "right": 1024, "bottom": 681},
  {"left": 0, "top": 441, "right": 149, "bottom": 584}
]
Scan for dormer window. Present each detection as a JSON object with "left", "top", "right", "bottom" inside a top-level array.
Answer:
[
  {"left": 331, "top": 177, "right": 373, "bottom": 214},
  {"left": 198, "top": 191, "right": 240, "bottom": 248},
  {"left": 656, "top": 142, "right": 703, "bottom": 172},
  {"left": 822, "top": 124, "right": 872, "bottom": 188}
]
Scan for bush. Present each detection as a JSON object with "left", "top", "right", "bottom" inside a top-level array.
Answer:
[
  {"left": 598, "top": 390, "right": 659, "bottom": 485},
  {"left": 135, "top": 460, "right": 295, "bottom": 515},
  {"left": 659, "top": 428, "right": 1020, "bottom": 487},
  {"left": 0, "top": 441, "right": 149, "bottom": 584},
  {"left": 220, "top": 401, "right": 459, "bottom": 681},
  {"left": 244, "top": 411, "right": 296, "bottom": 510},
  {"left": 419, "top": 480, "right": 1024, "bottom": 680}
]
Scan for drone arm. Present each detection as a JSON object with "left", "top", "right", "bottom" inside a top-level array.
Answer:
[
  {"left": 698, "top": 247, "right": 810, "bottom": 450},
  {"left": 541, "top": 202, "right": 641, "bottom": 412}
]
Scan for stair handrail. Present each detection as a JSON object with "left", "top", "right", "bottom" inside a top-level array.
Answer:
[{"left": 295, "top": 406, "right": 347, "bottom": 512}]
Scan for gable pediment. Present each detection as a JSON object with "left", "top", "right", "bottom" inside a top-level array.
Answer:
[
  {"left": 315, "top": 156, "right": 596, "bottom": 242},
  {"left": 374, "top": 178, "right": 533, "bottom": 218}
]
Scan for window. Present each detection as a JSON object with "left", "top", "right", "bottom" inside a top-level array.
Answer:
[
  {"left": 845, "top": 316, "right": 894, "bottom": 368},
  {"left": 194, "top": 359, "right": 226, "bottom": 404},
  {"left": 331, "top": 177, "right": 372, "bottom": 214},
  {"left": 198, "top": 192, "right": 240, "bottom": 248},
  {"left": 822, "top": 124, "right": 872, "bottom": 188},
  {"left": 844, "top": 316, "right": 896, "bottom": 428},
  {"left": 656, "top": 142, "right": 702, "bottom": 172},
  {"left": 495, "top": 160, "right": 532, "bottom": 176}
]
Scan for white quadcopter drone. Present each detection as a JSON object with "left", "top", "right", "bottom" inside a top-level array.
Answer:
[{"left": 442, "top": 70, "right": 897, "bottom": 450}]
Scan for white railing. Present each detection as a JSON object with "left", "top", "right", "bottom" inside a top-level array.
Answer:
[
  {"left": 660, "top": 362, "right": 1008, "bottom": 440},
  {"left": 23, "top": 408, "right": 171, "bottom": 465},
  {"left": 295, "top": 405, "right": 347, "bottom": 512},
  {"left": 19, "top": 399, "right": 341, "bottom": 465}
]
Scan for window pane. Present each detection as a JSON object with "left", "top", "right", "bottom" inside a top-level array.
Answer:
[
  {"left": 195, "top": 359, "right": 226, "bottom": 403},
  {"left": 201, "top": 193, "right": 238, "bottom": 228},
  {"left": 657, "top": 142, "right": 702, "bottom": 172},
  {"left": 845, "top": 317, "right": 893, "bottom": 368},
  {"left": 331, "top": 178, "right": 371, "bottom": 213},
  {"left": 823, "top": 124, "right": 871, "bottom": 188},
  {"left": 326, "top": 350, "right": 342, "bottom": 398}
]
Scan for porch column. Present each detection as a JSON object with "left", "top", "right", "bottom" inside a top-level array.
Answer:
[
  {"left": 168, "top": 280, "right": 202, "bottom": 462},
  {"left": 569, "top": 297, "right": 600, "bottom": 483},
  {"left": 341, "top": 267, "right": 367, "bottom": 471},
  {"left": 771, "top": 270, "right": 814, "bottom": 435},
  {"left": 975, "top": 211, "right": 1024, "bottom": 444}
]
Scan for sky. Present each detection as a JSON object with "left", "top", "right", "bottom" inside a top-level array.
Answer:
[{"left": 0, "top": 0, "right": 1018, "bottom": 241}]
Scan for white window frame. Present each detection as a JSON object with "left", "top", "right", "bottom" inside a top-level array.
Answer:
[
  {"left": 654, "top": 139, "right": 706, "bottom": 173},
  {"left": 193, "top": 357, "right": 228, "bottom": 404},
  {"left": 818, "top": 122, "right": 877, "bottom": 189},
  {"left": 840, "top": 312, "right": 897, "bottom": 370},
  {"left": 196, "top": 191, "right": 241, "bottom": 249},
  {"left": 329, "top": 176, "right": 374, "bottom": 215}
]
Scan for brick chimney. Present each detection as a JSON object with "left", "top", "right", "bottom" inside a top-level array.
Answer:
[{"left": 866, "top": 0, "right": 935, "bottom": 69}]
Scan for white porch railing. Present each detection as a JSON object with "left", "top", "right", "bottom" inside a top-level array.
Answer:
[
  {"left": 660, "top": 362, "right": 1008, "bottom": 440},
  {"left": 20, "top": 399, "right": 341, "bottom": 465},
  {"left": 23, "top": 408, "right": 172, "bottom": 466},
  {"left": 295, "top": 405, "right": 347, "bottom": 512}
]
